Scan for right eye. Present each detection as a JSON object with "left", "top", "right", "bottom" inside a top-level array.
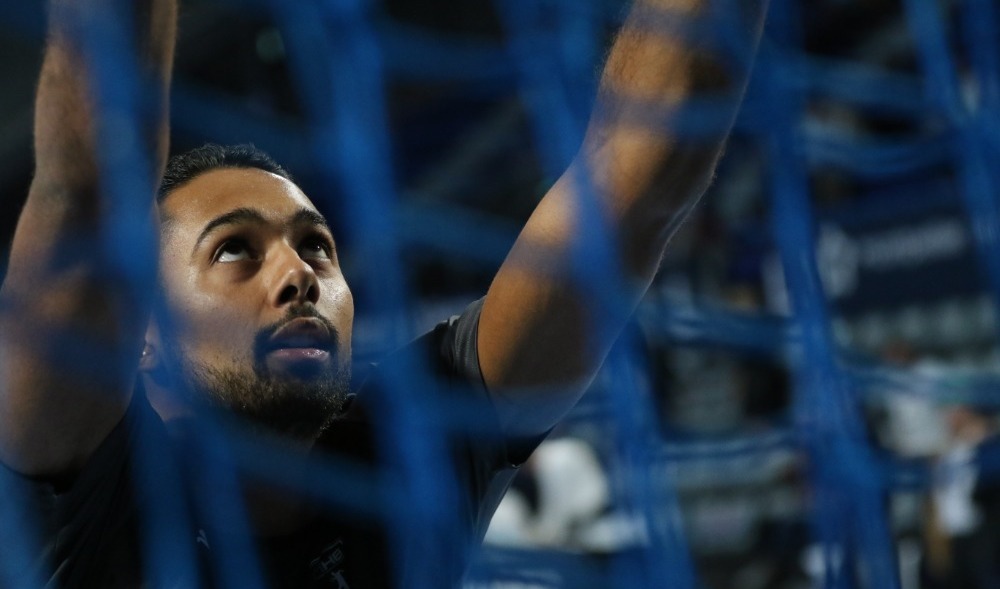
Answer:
[{"left": 214, "top": 239, "right": 254, "bottom": 263}]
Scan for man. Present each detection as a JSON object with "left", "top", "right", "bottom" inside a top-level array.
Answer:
[{"left": 0, "top": 0, "right": 764, "bottom": 587}]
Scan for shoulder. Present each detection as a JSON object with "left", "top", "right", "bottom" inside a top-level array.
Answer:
[{"left": 354, "top": 298, "right": 488, "bottom": 401}]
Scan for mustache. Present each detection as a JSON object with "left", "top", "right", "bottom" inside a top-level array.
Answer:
[{"left": 252, "top": 305, "right": 340, "bottom": 361}]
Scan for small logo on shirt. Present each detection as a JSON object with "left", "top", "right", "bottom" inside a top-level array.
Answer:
[
  {"left": 310, "top": 539, "right": 351, "bottom": 588},
  {"left": 196, "top": 529, "right": 211, "bottom": 551}
]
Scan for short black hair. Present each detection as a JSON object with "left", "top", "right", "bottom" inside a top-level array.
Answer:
[{"left": 158, "top": 143, "right": 293, "bottom": 202}]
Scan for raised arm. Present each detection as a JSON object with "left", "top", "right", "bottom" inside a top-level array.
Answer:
[
  {"left": 0, "top": 0, "right": 176, "bottom": 478},
  {"left": 479, "top": 0, "right": 767, "bottom": 436}
]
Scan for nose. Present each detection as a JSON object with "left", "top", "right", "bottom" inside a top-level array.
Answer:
[{"left": 268, "top": 243, "right": 320, "bottom": 307}]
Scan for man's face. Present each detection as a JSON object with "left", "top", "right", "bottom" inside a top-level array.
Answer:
[{"left": 153, "top": 167, "right": 354, "bottom": 438}]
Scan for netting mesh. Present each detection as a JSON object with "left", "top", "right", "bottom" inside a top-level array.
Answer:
[{"left": 3, "top": 0, "right": 1000, "bottom": 587}]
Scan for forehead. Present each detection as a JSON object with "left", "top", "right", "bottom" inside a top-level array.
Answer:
[{"left": 160, "top": 167, "right": 318, "bottom": 237}]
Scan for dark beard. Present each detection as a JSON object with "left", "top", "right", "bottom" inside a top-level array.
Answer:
[
  {"left": 187, "top": 361, "right": 351, "bottom": 440},
  {"left": 156, "top": 304, "right": 351, "bottom": 440}
]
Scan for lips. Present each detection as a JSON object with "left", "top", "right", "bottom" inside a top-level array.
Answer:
[{"left": 265, "top": 317, "right": 335, "bottom": 354}]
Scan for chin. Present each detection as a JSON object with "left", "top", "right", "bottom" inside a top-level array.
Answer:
[{"left": 187, "top": 360, "right": 351, "bottom": 440}]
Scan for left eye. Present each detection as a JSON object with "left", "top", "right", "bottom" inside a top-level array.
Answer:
[
  {"left": 300, "top": 238, "right": 331, "bottom": 261},
  {"left": 216, "top": 239, "right": 254, "bottom": 263}
]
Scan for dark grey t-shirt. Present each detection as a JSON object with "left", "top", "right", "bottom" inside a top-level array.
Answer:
[{"left": 2, "top": 299, "right": 538, "bottom": 588}]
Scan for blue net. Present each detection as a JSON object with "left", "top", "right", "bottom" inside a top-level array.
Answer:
[{"left": 3, "top": 0, "right": 1000, "bottom": 587}]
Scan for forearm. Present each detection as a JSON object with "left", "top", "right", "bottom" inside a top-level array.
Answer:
[
  {"left": 587, "top": 0, "right": 767, "bottom": 279},
  {"left": 9, "top": 0, "right": 177, "bottom": 330},
  {"left": 479, "top": 0, "right": 766, "bottom": 435},
  {"left": 35, "top": 0, "right": 177, "bottom": 194}
]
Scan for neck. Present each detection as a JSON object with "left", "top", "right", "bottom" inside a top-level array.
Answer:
[{"left": 143, "top": 374, "right": 320, "bottom": 537}]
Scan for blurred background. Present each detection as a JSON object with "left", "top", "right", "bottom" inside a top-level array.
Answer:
[{"left": 4, "top": 0, "right": 1000, "bottom": 587}]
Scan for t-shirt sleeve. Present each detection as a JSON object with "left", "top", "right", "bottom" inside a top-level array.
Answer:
[
  {"left": 436, "top": 297, "right": 548, "bottom": 468},
  {"left": 348, "top": 300, "right": 544, "bottom": 541},
  {"left": 419, "top": 297, "right": 548, "bottom": 541}
]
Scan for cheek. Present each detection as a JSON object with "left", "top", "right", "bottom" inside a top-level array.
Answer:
[
  {"left": 179, "top": 306, "right": 260, "bottom": 371},
  {"left": 323, "top": 277, "right": 354, "bottom": 342},
  {"left": 164, "top": 271, "right": 261, "bottom": 360}
]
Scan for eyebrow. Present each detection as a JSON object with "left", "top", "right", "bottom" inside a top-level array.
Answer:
[
  {"left": 289, "top": 209, "right": 331, "bottom": 233},
  {"left": 192, "top": 206, "right": 332, "bottom": 254}
]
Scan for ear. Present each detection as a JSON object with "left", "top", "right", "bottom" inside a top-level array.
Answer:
[
  {"left": 140, "top": 315, "right": 190, "bottom": 423},
  {"left": 139, "top": 343, "right": 159, "bottom": 373},
  {"left": 139, "top": 318, "right": 162, "bottom": 374}
]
